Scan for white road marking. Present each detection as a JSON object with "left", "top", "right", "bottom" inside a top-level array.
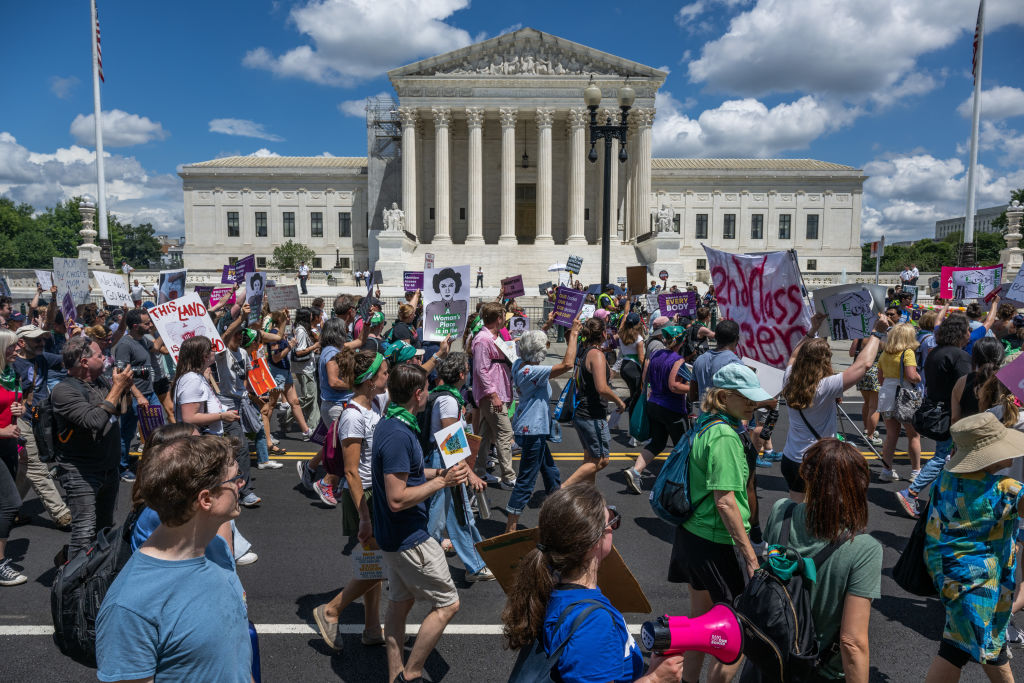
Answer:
[{"left": 0, "top": 623, "right": 647, "bottom": 636}]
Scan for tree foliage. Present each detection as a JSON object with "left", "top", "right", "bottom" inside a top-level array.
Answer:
[
  {"left": 861, "top": 230, "right": 1006, "bottom": 271},
  {"left": 270, "top": 240, "right": 316, "bottom": 271},
  {"left": 991, "top": 188, "right": 1024, "bottom": 232}
]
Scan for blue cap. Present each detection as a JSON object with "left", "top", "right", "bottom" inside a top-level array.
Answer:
[{"left": 713, "top": 364, "right": 772, "bottom": 402}]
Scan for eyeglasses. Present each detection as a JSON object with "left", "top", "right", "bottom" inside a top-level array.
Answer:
[
  {"left": 214, "top": 472, "right": 245, "bottom": 491},
  {"left": 605, "top": 505, "right": 621, "bottom": 532}
]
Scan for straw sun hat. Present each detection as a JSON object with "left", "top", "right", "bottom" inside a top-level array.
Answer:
[{"left": 947, "top": 412, "right": 1024, "bottom": 474}]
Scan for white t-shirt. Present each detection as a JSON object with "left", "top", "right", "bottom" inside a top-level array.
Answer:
[
  {"left": 430, "top": 393, "right": 462, "bottom": 446},
  {"left": 337, "top": 401, "right": 381, "bottom": 489},
  {"left": 618, "top": 335, "right": 644, "bottom": 360},
  {"left": 781, "top": 368, "right": 844, "bottom": 463},
  {"left": 174, "top": 372, "right": 225, "bottom": 435},
  {"left": 298, "top": 265, "right": 310, "bottom": 276},
  {"left": 130, "top": 285, "right": 148, "bottom": 300},
  {"left": 291, "top": 326, "right": 315, "bottom": 374}
]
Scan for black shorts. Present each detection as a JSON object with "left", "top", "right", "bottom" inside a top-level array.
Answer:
[
  {"left": 667, "top": 525, "right": 748, "bottom": 603},
  {"left": 153, "top": 377, "right": 170, "bottom": 397},
  {"left": 939, "top": 639, "right": 1009, "bottom": 668},
  {"left": 781, "top": 456, "right": 806, "bottom": 494}
]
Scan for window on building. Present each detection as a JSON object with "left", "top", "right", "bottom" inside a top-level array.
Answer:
[
  {"left": 255, "top": 212, "right": 267, "bottom": 237},
  {"left": 227, "top": 211, "right": 239, "bottom": 237},
  {"left": 312, "top": 257, "right": 323, "bottom": 268},
  {"left": 228, "top": 256, "right": 238, "bottom": 265},
  {"left": 339, "top": 257, "right": 351, "bottom": 269},
  {"left": 459, "top": 207, "right": 466, "bottom": 220},
  {"left": 672, "top": 214, "right": 681, "bottom": 232},
  {"left": 779, "top": 214, "right": 792, "bottom": 239},
  {"left": 283, "top": 211, "right": 295, "bottom": 238},
  {"left": 311, "top": 212, "right": 323, "bottom": 237},
  {"left": 723, "top": 213, "right": 736, "bottom": 239},
  {"left": 338, "top": 211, "right": 351, "bottom": 237},
  {"left": 806, "top": 214, "right": 819, "bottom": 240},
  {"left": 807, "top": 259, "right": 817, "bottom": 271},
  {"left": 585, "top": 208, "right": 590, "bottom": 221},
  {"left": 256, "top": 257, "right": 267, "bottom": 268},
  {"left": 751, "top": 214, "right": 764, "bottom": 239},
  {"left": 697, "top": 258, "right": 707, "bottom": 270},
  {"left": 429, "top": 207, "right": 435, "bottom": 220},
  {"left": 695, "top": 213, "right": 708, "bottom": 240}
]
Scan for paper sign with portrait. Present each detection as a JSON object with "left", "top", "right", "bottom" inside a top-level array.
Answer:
[
  {"left": 245, "top": 272, "right": 267, "bottom": 325},
  {"left": 423, "top": 265, "right": 471, "bottom": 341},
  {"left": 157, "top": 269, "right": 187, "bottom": 305}
]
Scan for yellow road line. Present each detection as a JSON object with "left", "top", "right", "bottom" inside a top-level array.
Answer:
[{"left": 134, "top": 451, "right": 934, "bottom": 463}]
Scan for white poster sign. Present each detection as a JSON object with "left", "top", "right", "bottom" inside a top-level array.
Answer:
[
  {"left": 93, "top": 270, "right": 134, "bottom": 307},
  {"left": 433, "top": 421, "right": 472, "bottom": 468},
  {"left": 34, "top": 270, "right": 53, "bottom": 290},
  {"left": 52, "top": 257, "right": 90, "bottom": 305},
  {"left": 822, "top": 288, "right": 874, "bottom": 340},
  {"left": 147, "top": 292, "right": 226, "bottom": 362},
  {"left": 811, "top": 284, "right": 888, "bottom": 337},
  {"left": 1001, "top": 272, "right": 1024, "bottom": 306},
  {"left": 157, "top": 268, "right": 188, "bottom": 304},
  {"left": 423, "top": 265, "right": 471, "bottom": 341}
]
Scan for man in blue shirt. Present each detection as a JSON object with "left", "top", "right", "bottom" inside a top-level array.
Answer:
[
  {"left": 372, "top": 364, "right": 469, "bottom": 683},
  {"left": 689, "top": 319, "right": 743, "bottom": 416}
]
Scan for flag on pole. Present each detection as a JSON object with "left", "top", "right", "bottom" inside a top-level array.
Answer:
[
  {"left": 95, "top": 1, "right": 104, "bottom": 82},
  {"left": 972, "top": 0, "right": 984, "bottom": 84}
]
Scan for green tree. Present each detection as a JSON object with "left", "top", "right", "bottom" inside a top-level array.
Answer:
[
  {"left": 991, "top": 188, "right": 1024, "bottom": 232},
  {"left": 270, "top": 240, "right": 316, "bottom": 271},
  {"left": 34, "top": 198, "right": 86, "bottom": 258},
  {"left": 111, "top": 220, "right": 162, "bottom": 268}
]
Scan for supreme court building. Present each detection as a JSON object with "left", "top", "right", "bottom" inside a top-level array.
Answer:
[{"left": 180, "top": 28, "right": 865, "bottom": 284}]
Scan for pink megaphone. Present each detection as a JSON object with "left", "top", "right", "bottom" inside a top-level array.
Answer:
[{"left": 639, "top": 603, "right": 743, "bottom": 664}]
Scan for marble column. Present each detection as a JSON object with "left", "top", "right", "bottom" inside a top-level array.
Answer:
[
  {"left": 465, "top": 107, "right": 484, "bottom": 244},
  {"left": 398, "top": 107, "right": 418, "bottom": 238},
  {"left": 432, "top": 107, "right": 452, "bottom": 245},
  {"left": 499, "top": 107, "right": 518, "bottom": 245},
  {"left": 535, "top": 107, "right": 554, "bottom": 244},
  {"left": 566, "top": 107, "right": 588, "bottom": 245},
  {"left": 623, "top": 119, "right": 636, "bottom": 241},
  {"left": 630, "top": 108, "right": 655, "bottom": 242}
]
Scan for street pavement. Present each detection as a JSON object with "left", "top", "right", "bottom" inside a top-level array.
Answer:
[{"left": 1, "top": 343, "right": 1022, "bottom": 681}]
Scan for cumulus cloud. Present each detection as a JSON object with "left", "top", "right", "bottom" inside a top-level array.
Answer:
[
  {"left": 958, "top": 86, "right": 1024, "bottom": 120},
  {"left": 208, "top": 118, "right": 284, "bottom": 142},
  {"left": 337, "top": 92, "right": 392, "bottom": 118},
  {"left": 249, "top": 148, "right": 280, "bottom": 157},
  {"left": 70, "top": 109, "right": 169, "bottom": 147},
  {"left": 243, "top": 0, "right": 474, "bottom": 86},
  {"left": 49, "top": 76, "right": 80, "bottom": 99}
]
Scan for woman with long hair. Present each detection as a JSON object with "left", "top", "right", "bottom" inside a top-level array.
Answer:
[
  {"left": 313, "top": 348, "right": 390, "bottom": 651},
  {"left": 291, "top": 307, "right": 321, "bottom": 436},
  {"left": 876, "top": 322, "right": 922, "bottom": 483},
  {"left": 0, "top": 329, "right": 27, "bottom": 586},
  {"left": 607, "top": 300, "right": 645, "bottom": 433},
  {"left": 782, "top": 314, "right": 883, "bottom": 501},
  {"left": 266, "top": 309, "right": 312, "bottom": 440},
  {"left": 849, "top": 336, "right": 882, "bottom": 447},
  {"left": 501, "top": 483, "right": 683, "bottom": 682},
  {"left": 950, "top": 337, "right": 1004, "bottom": 425}
]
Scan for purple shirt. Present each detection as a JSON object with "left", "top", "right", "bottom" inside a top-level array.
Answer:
[
  {"left": 471, "top": 328, "right": 512, "bottom": 405},
  {"left": 647, "top": 349, "right": 686, "bottom": 414}
]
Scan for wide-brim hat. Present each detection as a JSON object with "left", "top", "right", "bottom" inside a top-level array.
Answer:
[{"left": 948, "top": 411, "right": 1024, "bottom": 473}]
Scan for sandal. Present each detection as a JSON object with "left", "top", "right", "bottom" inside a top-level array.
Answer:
[{"left": 269, "top": 445, "right": 288, "bottom": 455}]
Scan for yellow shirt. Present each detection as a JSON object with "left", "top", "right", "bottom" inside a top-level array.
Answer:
[{"left": 878, "top": 348, "right": 916, "bottom": 381}]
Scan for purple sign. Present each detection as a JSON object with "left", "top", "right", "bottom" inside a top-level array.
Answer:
[
  {"left": 501, "top": 275, "right": 525, "bottom": 300},
  {"left": 220, "top": 265, "right": 235, "bottom": 284},
  {"left": 552, "top": 287, "right": 586, "bottom": 328},
  {"left": 222, "top": 254, "right": 255, "bottom": 285},
  {"left": 60, "top": 292, "right": 77, "bottom": 324},
  {"left": 137, "top": 404, "right": 166, "bottom": 442},
  {"left": 658, "top": 292, "right": 697, "bottom": 317},
  {"left": 403, "top": 271, "right": 424, "bottom": 291}
]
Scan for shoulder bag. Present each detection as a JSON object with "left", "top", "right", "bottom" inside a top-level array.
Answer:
[{"left": 893, "top": 353, "right": 922, "bottom": 424}]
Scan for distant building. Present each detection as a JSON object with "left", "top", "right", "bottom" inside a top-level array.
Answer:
[
  {"left": 157, "top": 235, "right": 185, "bottom": 267},
  {"left": 935, "top": 205, "right": 1006, "bottom": 239}
]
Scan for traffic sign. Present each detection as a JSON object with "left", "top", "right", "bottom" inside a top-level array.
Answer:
[{"left": 659, "top": 269, "right": 668, "bottom": 281}]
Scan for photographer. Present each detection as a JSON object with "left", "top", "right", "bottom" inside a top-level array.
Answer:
[{"left": 52, "top": 336, "right": 135, "bottom": 559}]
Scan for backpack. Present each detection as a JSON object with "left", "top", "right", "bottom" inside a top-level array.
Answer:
[
  {"left": 649, "top": 416, "right": 725, "bottom": 525},
  {"left": 734, "top": 503, "right": 849, "bottom": 683},
  {"left": 508, "top": 599, "right": 610, "bottom": 683},
  {"left": 417, "top": 391, "right": 445, "bottom": 456},
  {"left": 32, "top": 380, "right": 91, "bottom": 464},
  {"left": 51, "top": 509, "right": 141, "bottom": 666},
  {"left": 682, "top": 324, "right": 709, "bottom": 360}
]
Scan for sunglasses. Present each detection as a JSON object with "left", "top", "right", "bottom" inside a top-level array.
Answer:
[
  {"left": 215, "top": 472, "right": 245, "bottom": 491},
  {"left": 605, "top": 505, "right": 621, "bottom": 532}
]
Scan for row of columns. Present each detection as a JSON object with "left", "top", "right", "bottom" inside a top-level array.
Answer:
[{"left": 397, "top": 105, "right": 654, "bottom": 245}]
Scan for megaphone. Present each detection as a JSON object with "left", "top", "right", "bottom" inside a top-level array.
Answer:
[{"left": 640, "top": 604, "right": 743, "bottom": 664}]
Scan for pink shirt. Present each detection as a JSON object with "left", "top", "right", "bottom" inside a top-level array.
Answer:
[{"left": 471, "top": 327, "right": 512, "bottom": 405}]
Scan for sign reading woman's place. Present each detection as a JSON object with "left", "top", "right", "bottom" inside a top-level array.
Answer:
[{"left": 424, "top": 265, "right": 471, "bottom": 341}]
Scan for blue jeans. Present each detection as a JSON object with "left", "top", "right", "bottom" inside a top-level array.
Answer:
[
  {"left": 119, "top": 392, "right": 159, "bottom": 473},
  {"left": 910, "top": 438, "right": 952, "bottom": 496},
  {"left": 506, "top": 435, "right": 561, "bottom": 515},
  {"left": 427, "top": 449, "right": 486, "bottom": 575},
  {"left": 253, "top": 428, "right": 269, "bottom": 464}
]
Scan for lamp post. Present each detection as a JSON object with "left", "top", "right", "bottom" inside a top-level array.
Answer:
[{"left": 584, "top": 79, "right": 633, "bottom": 289}]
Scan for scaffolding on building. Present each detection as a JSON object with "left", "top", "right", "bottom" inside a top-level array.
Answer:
[{"left": 367, "top": 95, "right": 401, "bottom": 159}]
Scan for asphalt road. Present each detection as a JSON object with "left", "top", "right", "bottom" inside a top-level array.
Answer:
[{"left": 1, "top": 362, "right": 1021, "bottom": 682}]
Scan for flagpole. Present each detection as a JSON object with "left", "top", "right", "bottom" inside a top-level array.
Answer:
[
  {"left": 90, "top": 0, "right": 109, "bottom": 262},
  {"left": 963, "top": 0, "right": 985, "bottom": 259}
]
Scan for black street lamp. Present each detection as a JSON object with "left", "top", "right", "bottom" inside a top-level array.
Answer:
[{"left": 584, "top": 79, "right": 633, "bottom": 289}]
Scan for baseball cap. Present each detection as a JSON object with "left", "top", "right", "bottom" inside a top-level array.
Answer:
[
  {"left": 8, "top": 312, "right": 25, "bottom": 323},
  {"left": 385, "top": 341, "right": 424, "bottom": 364},
  {"left": 625, "top": 312, "right": 641, "bottom": 326},
  {"left": 369, "top": 311, "right": 385, "bottom": 325},
  {"left": 16, "top": 324, "right": 50, "bottom": 339},
  {"left": 660, "top": 325, "right": 685, "bottom": 340},
  {"left": 241, "top": 328, "right": 259, "bottom": 348},
  {"left": 713, "top": 364, "right": 772, "bottom": 402},
  {"left": 142, "top": 301, "right": 155, "bottom": 310},
  {"left": 1013, "top": 314, "right": 1024, "bottom": 328}
]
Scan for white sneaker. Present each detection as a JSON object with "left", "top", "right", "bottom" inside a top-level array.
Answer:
[
  {"left": 302, "top": 428, "right": 315, "bottom": 441},
  {"left": 909, "top": 469, "right": 921, "bottom": 483},
  {"left": 236, "top": 551, "right": 259, "bottom": 566},
  {"left": 628, "top": 437, "right": 638, "bottom": 448},
  {"left": 879, "top": 468, "right": 900, "bottom": 483},
  {"left": 499, "top": 478, "right": 517, "bottom": 491},
  {"left": 867, "top": 432, "right": 884, "bottom": 446},
  {"left": 467, "top": 567, "right": 496, "bottom": 582},
  {"left": 258, "top": 460, "right": 283, "bottom": 470}
]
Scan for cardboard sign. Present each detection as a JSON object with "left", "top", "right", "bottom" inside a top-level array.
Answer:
[
  {"left": 147, "top": 292, "right": 226, "bottom": 362},
  {"left": 940, "top": 264, "right": 1002, "bottom": 300},
  {"left": 508, "top": 315, "right": 529, "bottom": 338},
  {"left": 0, "top": 276, "right": 10, "bottom": 297},
  {"left": 822, "top": 288, "right": 874, "bottom": 340},
  {"left": 626, "top": 266, "right": 647, "bottom": 295},
  {"left": 552, "top": 287, "right": 586, "bottom": 328},
  {"left": 742, "top": 358, "right": 786, "bottom": 398},
  {"left": 423, "top": 265, "right": 471, "bottom": 341},
  {"left": 34, "top": 270, "right": 53, "bottom": 290},
  {"left": 247, "top": 357, "right": 278, "bottom": 396},
  {"left": 538, "top": 281, "right": 553, "bottom": 295},
  {"left": 578, "top": 304, "right": 596, "bottom": 321},
  {"left": 93, "top": 270, "right": 133, "bottom": 307},
  {"left": 52, "top": 257, "right": 90, "bottom": 306},
  {"left": 137, "top": 404, "right": 166, "bottom": 442},
  {"left": 60, "top": 291, "right": 77, "bottom": 324},
  {"left": 434, "top": 421, "right": 472, "bottom": 468},
  {"left": 658, "top": 292, "right": 697, "bottom": 318},
  {"left": 266, "top": 284, "right": 301, "bottom": 311},
  {"left": 501, "top": 275, "right": 525, "bottom": 300},
  {"left": 403, "top": 271, "right": 424, "bottom": 292},
  {"left": 157, "top": 269, "right": 187, "bottom": 304},
  {"left": 352, "top": 544, "right": 384, "bottom": 581},
  {"left": 566, "top": 255, "right": 583, "bottom": 275},
  {"left": 475, "top": 528, "right": 651, "bottom": 614},
  {"left": 245, "top": 272, "right": 267, "bottom": 325}
]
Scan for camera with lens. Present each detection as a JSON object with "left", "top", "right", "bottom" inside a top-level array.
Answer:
[{"left": 115, "top": 361, "right": 151, "bottom": 380}]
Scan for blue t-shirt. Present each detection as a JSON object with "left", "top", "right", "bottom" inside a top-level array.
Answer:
[
  {"left": 693, "top": 348, "right": 742, "bottom": 414},
  {"left": 268, "top": 328, "right": 290, "bottom": 373},
  {"left": 319, "top": 346, "right": 352, "bottom": 404},
  {"left": 371, "top": 417, "right": 430, "bottom": 552},
  {"left": 511, "top": 360, "right": 553, "bottom": 436},
  {"left": 543, "top": 588, "right": 644, "bottom": 683},
  {"left": 12, "top": 352, "right": 63, "bottom": 403},
  {"left": 95, "top": 536, "right": 250, "bottom": 683},
  {"left": 964, "top": 325, "right": 987, "bottom": 354}
]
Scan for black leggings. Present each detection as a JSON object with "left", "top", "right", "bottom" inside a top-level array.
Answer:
[
  {"left": 0, "top": 440, "right": 21, "bottom": 540},
  {"left": 621, "top": 360, "right": 643, "bottom": 414},
  {"left": 646, "top": 401, "right": 688, "bottom": 456}
]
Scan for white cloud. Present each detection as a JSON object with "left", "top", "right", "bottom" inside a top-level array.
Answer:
[
  {"left": 208, "top": 118, "right": 284, "bottom": 142},
  {"left": 496, "top": 23, "right": 522, "bottom": 36},
  {"left": 337, "top": 92, "right": 392, "bottom": 118},
  {"left": 49, "top": 76, "right": 79, "bottom": 100},
  {"left": 244, "top": 0, "right": 474, "bottom": 86},
  {"left": 70, "top": 109, "right": 169, "bottom": 147},
  {"left": 675, "top": 2, "right": 706, "bottom": 27},
  {"left": 249, "top": 148, "right": 280, "bottom": 157},
  {"left": 958, "top": 86, "right": 1024, "bottom": 120}
]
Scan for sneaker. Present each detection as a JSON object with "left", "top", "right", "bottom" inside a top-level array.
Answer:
[
  {"left": 313, "top": 604, "right": 343, "bottom": 651},
  {"left": 756, "top": 455, "right": 774, "bottom": 468},
  {"left": 257, "top": 460, "right": 283, "bottom": 470},
  {"left": 314, "top": 479, "right": 338, "bottom": 506},
  {"left": 763, "top": 449, "right": 783, "bottom": 462},
  {"left": 120, "top": 470, "right": 136, "bottom": 483},
  {"left": 0, "top": 560, "right": 27, "bottom": 586},
  {"left": 271, "top": 436, "right": 280, "bottom": 446},
  {"left": 297, "top": 460, "right": 314, "bottom": 490},
  {"left": 1007, "top": 619, "right": 1024, "bottom": 648},
  {"left": 867, "top": 432, "right": 884, "bottom": 446},
  {"left": 302, "top": 428, "right": 315, "bottom": 441},
  {"left": 487, "top": 457, "right": 497, "bottom": 472},
  {"left": 361, "top": 626, "right": 385, "bottom": 646},
  {"left": 909, "top": 469, "right": 921, "bottom": 483},
  {"left": 240, "top": 492, "right": 262, "bottom": 507},
  {"left": 878, "top": 468, "right": 900, "bottom": 483},
  {"left": 623, "top": 467, "right": 643, "bottom": 494},
  {"left": 895, "top": 488, "right": 919, "bottom": 518},
  {"left": 236, "top": 551, "right": 259, "bottom": 566},
  {"left": 467, "top": 567, "right": 496, "bottom": 582},
  {"left": 54, "top": 512, "right": 72, "bottom": 531},
  {"left": 499, "top": 478, "right": 517, "bottom": 491},
  {"left": 480, "top": 472, "right": 500, "bottom": 485},
  {"left": 628, "top": 437, "right": 638, "bottom": 448}
]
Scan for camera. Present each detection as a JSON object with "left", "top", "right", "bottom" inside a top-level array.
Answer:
[{"left": 115, "top": 361, "right": 151, "bottom": 380}]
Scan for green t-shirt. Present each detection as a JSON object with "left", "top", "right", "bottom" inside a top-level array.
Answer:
[
  {"left": 764, "top": 499, "right": 883, "bottom": 679},
  {"left": 681, "top": 418, "right": 750, "bottom": 545}
]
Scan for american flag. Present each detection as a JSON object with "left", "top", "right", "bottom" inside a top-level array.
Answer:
[
  {"left": 95, "top": 1, "right": 104, "bottom": 83},
  {"left": 971, "top": 0, "right": 983, "bottom": 84}
]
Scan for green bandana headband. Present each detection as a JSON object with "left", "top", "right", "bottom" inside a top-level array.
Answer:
[
  {"left": 471, "top": 317, "right": 484, "bottom": 334},
  {"left": 356, "top": 353, "right": 384, "bottom": 384}
]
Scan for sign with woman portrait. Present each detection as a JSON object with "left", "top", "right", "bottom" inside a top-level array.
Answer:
[
  {"left": 423, "top": 265, "right": 470, "bottom": 341},
  {"left": 157, "top": 268, "right": 187, "bottom": 305},
  {"left": 245, "top": 271, "right": 267, "bottom": 325}
]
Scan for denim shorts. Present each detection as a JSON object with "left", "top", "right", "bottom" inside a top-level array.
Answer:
[{"left": 573, "top": 417, "right": 611, "bottom": 459}]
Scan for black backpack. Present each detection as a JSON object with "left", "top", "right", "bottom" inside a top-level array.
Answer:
[
  {"left": 416, "top": 391, "right": 444, "bottom": 456},
  {"left": 31, "top": 380, "right": 90, "bottom": 464},
  {"left": 734, "top": 503, "right": 849, "bottom": 683},
  {"left": 508, "top": 599, "right": 610, "bottom": 683},
  {"left": 682, "top": 324, "right": 709, "bottom": 360},
  {"left": 51, "top": 509, "right": 141, "bottom": 666}
]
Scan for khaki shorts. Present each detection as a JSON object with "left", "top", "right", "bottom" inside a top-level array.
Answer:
[{"left": 381, "top": 537, "right": 459, "bottom": 608}]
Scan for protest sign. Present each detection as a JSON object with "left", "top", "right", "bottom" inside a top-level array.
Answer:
[
  {"left": 645, "top": 294, "right": 660, "bottom": 317},
  {"left": 403, "top": 271, "right": 424, "bottom": 291},
  {"left": 423, "top": 265, "right": 471, "bottom": 341},
  {"left": 194, "top": 286, "right": 214, "bottom": 305},
  {"left": 940, "top": 264, "right": 1002, "bottom": 300},
  {"left": 209, "top": 286, "right": 236, "bottom": 308},
  {"left": 0, "top": 276, "right": 10, "bottom": 297},
  {"left": 902, "top": 284, "right": 920, "bottom": 305},
  {"left": 658, "top": 292, "right": 697, "bottom": 318},
  {"left": 742, "top": 358, "right": 786, "bottom": 397},
  {"left": 557, "top": 270, "right": 572, "bottom": 287},
  {"left": 811, "top": 283, "right": 887, "bottom": 337},
  {"left": 822, "top": 288, "right": 874, "bottom": 340},
  {"left": 247, "top": 357, "right": 278, "bottom": 396},
  {"left": 616, "top": 276, "right": 627, "bottom": 286},
  {"left": 996, "top": 352, "right": 1024, "bottom": 405},
  {"left": 352, "top": 544, "right": 384, "bottom": 581},
  {"left": 537, "top": 281, "right": 553, "bottom": 295},
  {"left": 495, "top": 337, "right": 518, "bottom": 364},
  {"left": 157, "top": 269, "right": 187, "bottom": 304},
  {"left": 266, "top": 284, "right": 300, "bottom": 311},
  {"left": 424, "top": 253, "right": 435, "bottom": 269},
  {"left": 235, "top": 255, "right": 255, "bottom": 283},
  {"left": 52, "top": 257, "right": 90, "bottom": 305},
  {"left": 704, "top": 245, "right": 812, "bottom": 367},
  {"left": 60, "top": 292, "right": 77, "bottom": 324},
  {"left": 501, "top": 275, "right": 525, "bottom": 300},
  {"left": 566, "top": 255, "right": 583, "bottom": 274},
  {"left": 137, "top": 404, "right": 166, "bottom": 442},
  {"left": 93, "top": 270, "right": 133, "bottom": 307},
  {"left": 221, "top": 264, "right": 235, "bottom": 284},
  {"left": 508, "top": 315, "right": 529, "bottom": 338},
  {"left": 995, "top": 276, "right": 1024, "bottom": 306},
  {"left": 34, "top": 270, "right": 53, "bottom": 290},
  {"left": 245, "top": 272, "right": 267, "bottom": 325},
  {"left": 147, "top": 292, "right": 225, "bottom": 361},
  {"left": 308, "top": 420, "right": 329, "bottom": 446},
  {"left": 578, "top": 304, "right": 596, "bottom": 321},
  {"left": 552, "top": 287, "right": 586, "bottom": 328},
  {"left": 626, "top": 266, "right": 647, "bottom": 295},
  {"left": 434, "top": 421, "right": 472, "bottom": 468}
]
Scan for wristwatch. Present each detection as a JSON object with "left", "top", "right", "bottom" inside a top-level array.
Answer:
[{"left": 871, "top": 331, "right": 886, "bottom": 340}]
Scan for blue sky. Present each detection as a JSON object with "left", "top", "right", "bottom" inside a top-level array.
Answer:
[{"left": 1, "top": 0, "right": 1022, "bottom": 243}]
